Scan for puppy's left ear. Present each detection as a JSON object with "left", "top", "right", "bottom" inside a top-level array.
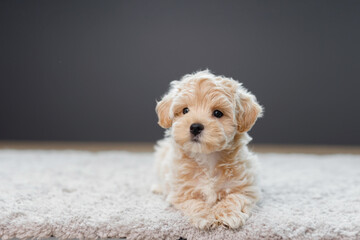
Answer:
[{"left": 237, "top": 87, "right": 263, "bottom": 133}]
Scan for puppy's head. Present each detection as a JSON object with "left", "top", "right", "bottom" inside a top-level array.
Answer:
[{"left": 156, "top": 70, "right": 263, "bottom": 154}]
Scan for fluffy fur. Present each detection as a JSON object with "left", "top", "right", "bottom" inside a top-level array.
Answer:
[{"left": 152, "top": 70, "right": 263, "bottom": 229}]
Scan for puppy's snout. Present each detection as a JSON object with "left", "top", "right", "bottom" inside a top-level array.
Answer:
[{"left": 190, "top": 123, "right": 204, "bottom": 136}]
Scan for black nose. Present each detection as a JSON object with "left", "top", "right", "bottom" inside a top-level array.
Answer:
[{"left": 190, "top": 123, "right": 204, "bottom": 136}]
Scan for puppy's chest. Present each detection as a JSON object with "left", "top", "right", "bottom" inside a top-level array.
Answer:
[
  {"left": 195, "top": 153, "right": 220, "bottom": 175},
  {"left": 191, "top": 153, "right": 234, "bottom": 202}
]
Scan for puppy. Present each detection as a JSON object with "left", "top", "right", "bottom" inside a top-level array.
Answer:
[{"left": 152, "top": 70, "right": 263, "bottom": 229}]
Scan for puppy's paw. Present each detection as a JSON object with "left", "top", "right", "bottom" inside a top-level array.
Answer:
[
  {"left": 190, "top": 215, "right": 216, "bottom": 230},
  {"left": 214, "top": 208, "right": 249, "bottom": 229}
]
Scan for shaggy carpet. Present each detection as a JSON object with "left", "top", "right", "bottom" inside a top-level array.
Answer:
[{"left": 0, "top": 150, "right": 359, "bottom": 240}]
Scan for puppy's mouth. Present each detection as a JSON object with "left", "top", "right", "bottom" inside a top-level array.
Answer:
[{"left": 191, "top": 135, "right": 201, "bottom": 142}]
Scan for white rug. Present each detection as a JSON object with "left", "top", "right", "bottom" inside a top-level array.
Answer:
[{"left": 0, "top": 150, "right": 359, "bottom": 240}]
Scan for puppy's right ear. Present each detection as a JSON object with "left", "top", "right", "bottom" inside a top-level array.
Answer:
[
  {"left": 156, "top": 95, "right": 173, "bottom": 129},
  {"left": 155, "top": 81, "right": 178, "bottom": 129}
]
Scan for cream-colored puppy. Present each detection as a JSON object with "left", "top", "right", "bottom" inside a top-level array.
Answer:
[{"left": 152, "top": 70, "right": 263, "bottom": 229}]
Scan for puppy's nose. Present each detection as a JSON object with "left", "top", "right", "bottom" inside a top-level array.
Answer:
[{"left": 190, "top": 123, "right": 204, "bottom": 136}]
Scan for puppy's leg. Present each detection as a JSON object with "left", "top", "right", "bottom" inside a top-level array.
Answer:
[
  {"left": 152, "top": 138, "right": 171, "bottom": 195},
  {"left": 213, "top": 190, "right": 258, "bottom": 229},
  {"left": 175, "top": 199, "right": 215, "bottom": 229},
  {"left": 167, "top": 193, "right": 215, "bottom": 229}
]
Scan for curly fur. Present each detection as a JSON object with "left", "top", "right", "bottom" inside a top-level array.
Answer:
[{"left": 152, "top": 70, "right": 263, "bottom": 229}]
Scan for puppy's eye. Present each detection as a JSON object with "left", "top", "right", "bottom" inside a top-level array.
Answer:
[
  {"left": 183, "top": 108, "right": 189, "bottom": 114},
  {"left": 213, "top": 110, "right": 223, "bottom": 118}
]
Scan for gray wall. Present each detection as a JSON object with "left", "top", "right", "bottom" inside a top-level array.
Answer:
[{"left": 1, "top": 0, "right": 360, "bottom": 145}]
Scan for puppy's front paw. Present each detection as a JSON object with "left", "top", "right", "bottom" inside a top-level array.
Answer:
[
  {"left": 192, "top": 217, "right": 212, "bottom": 229},
  {"left": 190, "top": 215, "right": 216, "bottom": 230},
  {"left": 214, "top": 207, "right": 249, "bottom": 229}
]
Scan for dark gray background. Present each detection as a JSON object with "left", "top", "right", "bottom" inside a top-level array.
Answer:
[{"left": 1, "top": 0, "right": 359, "bottom": 145}]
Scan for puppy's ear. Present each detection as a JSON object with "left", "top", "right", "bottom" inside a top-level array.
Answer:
[
  {"left": 156, "top": 95, "right": 173, "bottom": 128},
  {"left": 155, "top": 81, "right": 179, "bottom": 129},
  {"left": 237, "top": 87, "right": 263, "bottom": 133}
]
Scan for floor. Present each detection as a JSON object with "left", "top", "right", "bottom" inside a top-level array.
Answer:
[
  {"left": 1, "top": 141, "right": 359, "bottom": 240},
  {"left": 0, "top": 141, "right": 359, "bottom": 154}
]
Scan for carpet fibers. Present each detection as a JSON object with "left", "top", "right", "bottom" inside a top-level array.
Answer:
[{"left": 0, "top": 150, "right": 359, "bottom": 240}]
